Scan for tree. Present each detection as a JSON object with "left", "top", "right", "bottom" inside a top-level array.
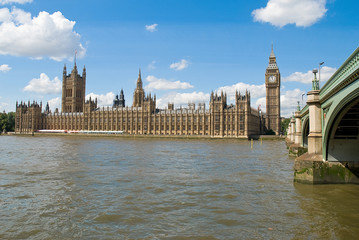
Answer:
[
  {"left": 265, "top": 129, "right": 276, "bottom": 135},
  {"left": 281, "top": 118, "right": 291, "bottom": 135},
  {"left": 6, "top": 112, "right": 15, "bottom": 132},
  {"left": 0, "top": 112, "right": 15, "bottom": 133}
]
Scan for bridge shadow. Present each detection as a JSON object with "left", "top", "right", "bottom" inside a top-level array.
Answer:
[{"left": 327, "top": 98, "right": 359, "bottom": 178}]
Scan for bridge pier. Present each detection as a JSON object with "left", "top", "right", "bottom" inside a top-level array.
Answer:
[
  {"left": 288, "top": 108, "right": 307, "bottom": 157},
  {"left": 294, "top": 88, "right": 326, "bottom": 183},
  {"left": 307, "top": 90, "right": 322, "bottom": 155},
  {"left": 290, "top": 117, "right": 295, "bottom": 143},
  {"left": 294, "top": 110, "right": 302, "bottom": 145}
]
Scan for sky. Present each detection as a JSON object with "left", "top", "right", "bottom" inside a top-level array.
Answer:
[{"left": 0, "top": 0, "right": 358, "bottom": 117}]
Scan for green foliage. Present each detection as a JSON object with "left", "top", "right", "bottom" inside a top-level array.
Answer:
[
  {"left": 265, "top": 129, "right": 275, "bottom": 135},
  {"left": 0, "top": 112, "right": 15, "bottom": 133},
  {"left": 281, "top": 118, "right": 291, "bottom": 135}
]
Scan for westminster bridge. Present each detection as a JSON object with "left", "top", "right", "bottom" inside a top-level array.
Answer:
[{"left": 287, "top": 47, "right": 359, "bottom": 184}]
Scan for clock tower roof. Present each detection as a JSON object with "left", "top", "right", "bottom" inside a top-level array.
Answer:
[
  {"left": 270, "top": 43, "right": 275, "bottom": 58},
  {"left": 267, "top": 44, "right": 278, "bottom": 70}
]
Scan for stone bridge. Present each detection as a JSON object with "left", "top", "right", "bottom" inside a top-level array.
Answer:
[{"left": 287, "top": 47, "right": 359, "bottom": 184}]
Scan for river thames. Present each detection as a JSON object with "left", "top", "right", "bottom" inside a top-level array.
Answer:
[{"left": 1, "top": 135, "right": 359, "bottom": 239}]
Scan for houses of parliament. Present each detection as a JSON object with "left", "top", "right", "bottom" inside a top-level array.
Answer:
[{"left": 15, "top": 47, "right": 281, "bottom": 137}]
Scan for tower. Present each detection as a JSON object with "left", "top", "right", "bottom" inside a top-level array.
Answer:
[
  {"left": 265, "top": 44, "right": 281, "bottom": 134},
  {"left": 119, "top": 89, "right": 125, "bottom": 107},
  {"left": 61, "top": 60, "right": 86, "bottom": 113},
  {"left": 210, "top": 91, "right": 227, "bottom": 137},
  {"left": 113, "top": 89, "right": 125, "bottom": 108},
  {"left": 133, "top": 69, "right": 145, "bottom": 107}
]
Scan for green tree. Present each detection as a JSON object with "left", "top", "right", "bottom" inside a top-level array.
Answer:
[
  {"left": 6, "top": 112, "right": 15, "bottom": 132},
  {"left": 0, "top": 112, "right": 16, "bottom": 133},
  {"left": 281, "top": 118, "right": 291, "bottom": 135},
  {"left": 265, "top": 129, "right": 275, "bottom": 135},
  {"left": 0, "top": 112, "right": 6, "bottom": 132}
]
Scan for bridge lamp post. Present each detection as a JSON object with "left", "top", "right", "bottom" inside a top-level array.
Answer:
[
  {"left": 319, "top": 62, "right": 324, "bottom": 88},
  {"left": 301, "top": 93, "right": 305, "bottom": 108}
]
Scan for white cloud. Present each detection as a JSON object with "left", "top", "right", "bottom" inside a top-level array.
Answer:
[
  {"left": 0, "top": 101, "right": 9, "bottom": 112},
  {"left": 0, "top": 0, "right": 32, "bottom": 4},
  {"left": 145, "top": 75, "right": 194, "bottom": 91},
  {"left": 256, "top": 88, "right": 306, "bottom": 117},
  {"left": 170, "top": 59, "right": 189, "bottom": 71},
  {"left": 147, "top": 60, "right": 156, "bottom": 70},
  {"left": 217, "top": 82, "right": 266, "bottom": 101},
  {"left": 156, "top": 92, "right": 210, "bottom": 109},
  {"left": 23, "top": 73, "right": 62, "bottom": 94},
  {"left": 145, "top": 23, "right": 158, "bottom": 32},
  {"left": 86, "top": 92, "right": 115, "bottom": 107},
  {"left": 0, "top": 64, "right": 11, "bottom": 72},
  {"left": 48, "top": 97, "right": 61, "bottom": 111},
  {"left": 252, "top": 0, "right": 327, "bottom": 27},
  {"left": 280, "top": 88, "right": 306, "bottom": 117},
  {"left": 283, "top": 66, "right": 336, "bottom": 85},
  {"left": 0, "top": 7, "right": 86, "bottom": 61}
]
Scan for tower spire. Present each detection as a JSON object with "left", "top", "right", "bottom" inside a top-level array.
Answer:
[
  {"left": 74, "top": 50, "right": 77, "bottom": 67},
  {"left": 136, "top": 68, "right": 143, "bottom": 89},
  {"left": 270, "top": 42, "right": 275, "bottom": 58}
]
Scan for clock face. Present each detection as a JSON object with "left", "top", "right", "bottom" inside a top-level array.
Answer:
[{"left": 268, "top": 75, "right": 276, "bottom": 83}]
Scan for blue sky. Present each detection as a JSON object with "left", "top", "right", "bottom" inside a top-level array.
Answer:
[{"left": 0, "top": 0, "right": 358, "bottom": 117}]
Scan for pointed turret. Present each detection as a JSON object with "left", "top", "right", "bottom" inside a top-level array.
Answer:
[
  {"left": 270, "top": 42, "right": 275, "bottom": 58},
  {"left": 137, "top": 68, "right": 143, "bottom": 89}
]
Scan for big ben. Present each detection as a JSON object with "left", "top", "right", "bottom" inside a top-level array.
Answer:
[{"left": 265, "top": 45, "right": 281, "bottom": 135}]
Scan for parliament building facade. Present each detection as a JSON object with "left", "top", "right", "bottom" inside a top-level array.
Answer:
[{"left": 15, "top": 47, "right": 281, "bottom": 137}]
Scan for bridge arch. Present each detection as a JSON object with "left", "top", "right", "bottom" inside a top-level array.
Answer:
[
  {"left": 323, "top": 79, "right": 359, "bottom": 161},
  {"left": 301, "top": 116, "right": 309, "bottom": 147}
]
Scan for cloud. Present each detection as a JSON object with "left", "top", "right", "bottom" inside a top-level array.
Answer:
[
  {"left": 156, "top": 92, "right": 210, "bottom": 109},
  {"left": 170, "top": 59, "right": 189, "bottom": 71},
  {"left": 217, "top": 82, "right": 266, "bottom": 101},
  {"left": 48, "top": 97, "right": 61, "bottom": 111},
  {"left": 145, "top": 23, "right": 158, "bottom": 32},
  {"left": 0, "top": 7, "right": 86, "bottom": 61},
  {"left": 256, "top": 88, "right": 306, "bottom": 117},
  {"left": 283, "top": 66, "right": 336, "bottom": 84},
  {"left": 0, "top": 101, "right": 9, "bottom": 111},
  {"left": 0, "top": 64, "right": 11, "bottom": 72},
  {"left": 145, "top": 75, "right": 194, "bottom": 91},
  {"left": 147, "top": 60, "right": 156, "bottom": 70},
  {"left": 252, "top": 0, "right": 327, "bottom": 27},
  {"left": 86, "top": 92, "right": 115, "bottom": 107},
  {"left": 280, "top": 88, "right": 306, "bottom": 117},
  {"left": 0, "top": 0, "right": 32, "bottom": 4},
  {"left": 23, "top": 73, "right": 62, "bottom": 94}
]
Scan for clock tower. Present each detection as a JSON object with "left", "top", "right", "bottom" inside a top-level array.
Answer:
[{"left": 265, "top": 45, "right": 281, "bottom": 135}]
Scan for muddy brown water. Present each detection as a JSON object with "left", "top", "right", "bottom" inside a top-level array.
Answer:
[{"left": 1, "top": 135, "right": 358, "bottom": 239}]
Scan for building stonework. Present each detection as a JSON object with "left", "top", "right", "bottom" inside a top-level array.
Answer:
[
  {"left": 15, "top": 48, "right": 281, "bottom": 137},
  {"left": 265, "top": 45, "right": 281, "bottom": 135},
  {"left": 62, "top": 63, "right": 86, "bottom": 113}
]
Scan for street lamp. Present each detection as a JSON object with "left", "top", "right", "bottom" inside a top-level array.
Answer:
[
  {"left": 319, "top": 62, "right": 324, "bottom": 88},
  {"left": 301, "top": 93, "right": 305, "bottom": 108}
]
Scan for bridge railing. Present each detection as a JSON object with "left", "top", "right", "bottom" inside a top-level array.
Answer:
[{"left": 320, "top": 47, "right": 359, "bottom": 100}]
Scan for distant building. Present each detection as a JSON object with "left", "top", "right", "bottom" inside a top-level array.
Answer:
[
  {"left": 113, "top": 89, "right": 125, "bottom": 108},
  {"left": 265, "top": 44, "right": 281, "bottom": 134},
  {"left": 15, "top": 47, "right": 281, "bottom": 137}
]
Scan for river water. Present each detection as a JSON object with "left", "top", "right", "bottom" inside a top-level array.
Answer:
[{"left": 1, "top": 135, "right": 359, "bottom": 239}]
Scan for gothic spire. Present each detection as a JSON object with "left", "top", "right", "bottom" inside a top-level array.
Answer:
[
  {"left": 137, "top": 68, "right": 143, "bottom": 89},
  {"left": 74, "top": 50, "right": 77, "bottom": 67},
  {"left": 270, "top": 42, "right": 275, "bottom": 58}
]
